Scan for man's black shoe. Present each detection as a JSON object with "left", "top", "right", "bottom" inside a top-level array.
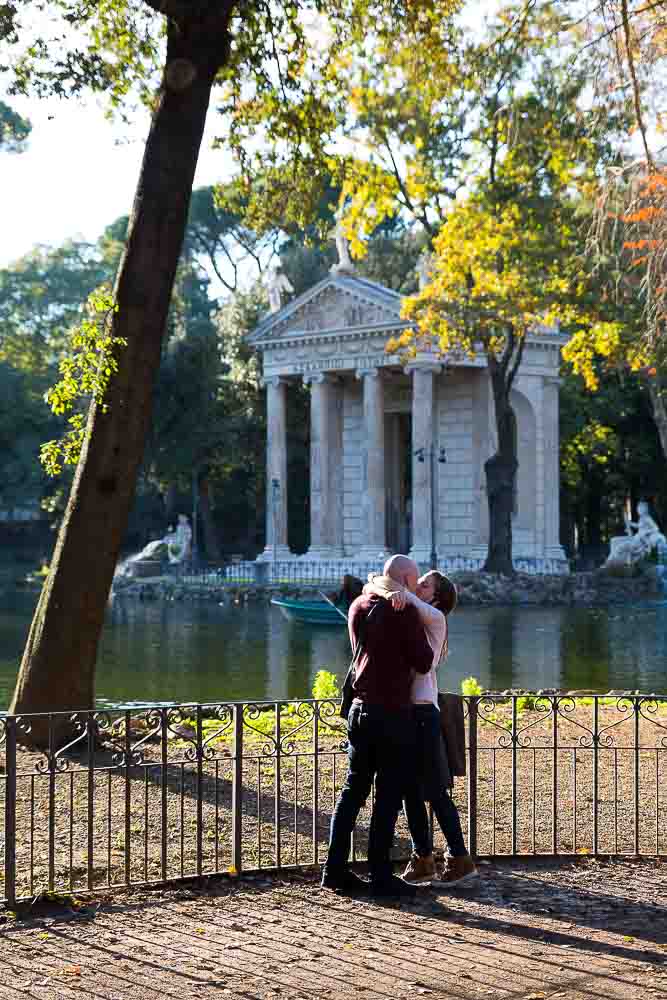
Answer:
[
  {"left": 370, "top": 875, "right": 419, "bottom": 898},
  {"left": 321, "top": 868, "right": 370, "bottom": 894}
]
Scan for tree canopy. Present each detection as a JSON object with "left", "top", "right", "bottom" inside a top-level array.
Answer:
[{"left": 0, "top": 99, "right": 30, "bottom": 151}]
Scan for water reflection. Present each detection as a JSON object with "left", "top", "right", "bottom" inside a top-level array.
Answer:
[{"left": 1, "top": 590, "right": 667, "bottom": 709}]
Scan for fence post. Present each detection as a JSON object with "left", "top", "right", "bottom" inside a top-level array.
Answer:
[
  {"left": 231, "top": 704, "right": 244, "bottom": 875},
  {"left": 467, "top": 697, "right": 478, "bottom": 859},
  {"left": 254, "top": 562, "right": 269, "bottom": 588},
  {"left": 196, "top": 705, "right": 203, "bottom": 877},
  {"left": 4, "top": 716, "right": 17, "bottom": 908}
]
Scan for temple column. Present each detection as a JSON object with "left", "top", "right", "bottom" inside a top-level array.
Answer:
[
  {"left": 304, "top": 373, "right": 343, "bottom": 558},
  {"left": 329, "top": 376, "right": 344, "bottom": 555},
  {"left": 258, "top": 376, "right": 292, "bottom": 561},
  {"left": 356, "top": 367, "right": 388, "bottom": 560},
  {"left": 543, "top": 375, "right": 567, "bottom": 566},
  {"left": 407, "top": 362, "right": 441, "bottom": 567}
]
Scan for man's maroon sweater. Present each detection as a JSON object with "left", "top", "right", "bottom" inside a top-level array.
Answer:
[{"left": 348, "top": 593, "right": 433, "bottom": 711}]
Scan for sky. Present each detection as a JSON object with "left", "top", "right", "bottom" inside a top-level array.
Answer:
[{"left": 1, "top": 92, "right": 232, "bottom": 269}]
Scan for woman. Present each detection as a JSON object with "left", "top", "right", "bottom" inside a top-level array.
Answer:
[{"left": 365, "top": 570, "right": 477, "bottom": 887}]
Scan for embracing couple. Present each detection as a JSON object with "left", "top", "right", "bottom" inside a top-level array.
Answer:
[{"left": 321, "top": 554, "right": 478, "bottom": 898}]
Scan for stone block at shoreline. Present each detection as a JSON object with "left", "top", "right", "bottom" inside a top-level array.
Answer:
[{"left": 110, "top": 568, "right": 661, "bottom": 607}]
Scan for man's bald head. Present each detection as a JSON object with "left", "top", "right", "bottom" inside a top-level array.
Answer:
[{"left": 383, "top": 554, "right": 419, "bottom": 593}]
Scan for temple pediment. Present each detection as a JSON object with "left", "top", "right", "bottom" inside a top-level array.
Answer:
[{"left": 247, "top": 273, "right": 405, "bottom": 346}]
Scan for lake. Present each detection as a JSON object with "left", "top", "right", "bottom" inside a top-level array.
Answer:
[{"left": 1, "top": 587, "right": 667, "bottom": 709}]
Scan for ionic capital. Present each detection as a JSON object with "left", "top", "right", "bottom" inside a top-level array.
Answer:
[
  {"left": 302, "top": 372, "right": 341, "bottom": 386},
  {"left": 355, "top": 367, "right": 381, "bottom": 381},
  {"left": 405, "top": 361, "right": 442, "bottom": 376},
  {"left": 260, "top": 375, "right": 289, "bottom": 389}
]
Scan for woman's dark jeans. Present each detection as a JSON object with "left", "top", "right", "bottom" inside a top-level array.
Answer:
[
  {"left": 325, "top": 701, "right": 417, "bottom": 882},
  {"left": 404, "top": 703, "right": 468, "bottom": 859}
]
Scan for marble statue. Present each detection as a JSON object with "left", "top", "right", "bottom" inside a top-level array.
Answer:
[
  {"left": 115, "top": 514, "right": 192, "bottom": 578},
  {"left": 331, "top": 221, "right": 355, "bottom": 274},
  {"left": 605, "top": 501, "right": 667, "bottom": 567},
  {"left": 266, "top": 266, "right": 294, "bottom": 313},
  {"left": 168, "top": 514, "right": 192, "bottom": 564},
  {"left": 416, "top": 252, "right": 434, "bottom": 290}
]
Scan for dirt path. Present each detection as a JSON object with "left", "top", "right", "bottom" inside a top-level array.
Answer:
[{"left": 1, "top": 858, "right": 667, "bottom": 1000}]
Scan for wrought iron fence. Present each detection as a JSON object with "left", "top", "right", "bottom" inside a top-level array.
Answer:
[
  {"left": 2, "top": 694, "right": 667, "bottom": 906},
  {"left": 218, "top": 561, "right": 384, "bottom": 587},
  {"left": 126, "top": 556, "right": 570, "bottom": 588}
]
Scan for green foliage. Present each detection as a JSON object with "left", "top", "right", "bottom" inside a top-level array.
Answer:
[
  {"left": 461, "top": 676, "right": 483, "bottom": 697},
  {"left": 40, "top": 289, "right": 124, "bottom": 476},
  {"left": 399, "top": 54, "right": 624, "bottom": 365},
  {"left": 559, "top": 368, "right": 665, "bottom": 547},
  {"left": 0, "top": 99, "right": 30, "bottom": 151},
  {"left": 561, "top": 420, "right": 619, "bottom": 493},
  {"left": 0, "top": 242, "right": 108, "bottom": 377},
  {"left": 146, "top": 260, "right": 222, "bottom": 486},
  {"left": 3, "top": 1, "right": 161, "bottom": 110},
  {"left": 214, "top": 0, "right": 462, "bottom": 238},
  {"left": 184, "top": 185, "right": 275, "bottom": 294},
  {"left": 0, "top": 363, "right": 56, "bottom": 511},
  {"left": 312, "top": 670, "right": 340, "bottom": 701}
]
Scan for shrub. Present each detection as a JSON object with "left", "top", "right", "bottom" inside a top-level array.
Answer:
[
  {"left": 312, "top": 670, "right": 340, "bottom": 701},
  {"left": 461, "top": 676, "right": 483, "bottom": 697}
]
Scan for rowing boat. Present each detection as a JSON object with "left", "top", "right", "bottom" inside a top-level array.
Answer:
[{"left": 270, "top": 597, "right": 348, "bottom": 626}]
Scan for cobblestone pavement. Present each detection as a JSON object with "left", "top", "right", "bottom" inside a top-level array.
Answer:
[{"left": 1, "top": 858, "right": 667, "bottom": 1000}]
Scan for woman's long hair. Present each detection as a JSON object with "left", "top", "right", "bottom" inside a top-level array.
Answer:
[
  {"left": 422, "top": 570, "right": 457, "bottom": 661},
  {"left": 423, "top": 570, "right": 457, "bottom": 616}
]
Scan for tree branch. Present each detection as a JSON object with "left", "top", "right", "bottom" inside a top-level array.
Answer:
[
  {"left": 141, "top": 0, "right": 198, "bottom": 21},
  {"left": 620, "top": 0, "right": 655, "bottom": 170},
  {"left": 506, "top": 330, "right": 526, "bottom": 392}
]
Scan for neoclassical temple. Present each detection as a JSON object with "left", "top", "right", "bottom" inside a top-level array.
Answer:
[{"left": 248, "top": 256, "right": 568, "bottom": 574}]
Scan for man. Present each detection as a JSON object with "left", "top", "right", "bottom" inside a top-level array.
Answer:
[{"left": 321, "top": 555, "right": 433, "bottom": 897}]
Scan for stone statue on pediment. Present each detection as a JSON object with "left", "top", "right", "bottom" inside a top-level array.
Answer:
[
  {"left": 416, "top": 251, "right": 434, "bottom": 290},
  {"left": 331, "top": 221, "right": 356, "bottom": 275},
  {"left": 343, "top": 303, "right": 363, "bottom": 326},
  {"left": 266, "top": 266, "right": 294, "bottom": 313}
]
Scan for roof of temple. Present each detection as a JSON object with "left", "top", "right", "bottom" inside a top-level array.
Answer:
[{"left": 247, "top": 270, "right": 404, "bottom": 346}]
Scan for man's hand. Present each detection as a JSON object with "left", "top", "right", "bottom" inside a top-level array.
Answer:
[{"left": 389, "top": 591, "right": 407, "bottom": 612}]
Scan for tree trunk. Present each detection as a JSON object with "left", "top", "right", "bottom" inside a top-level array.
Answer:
[
  {"left": 647, "top": 380, "right": 667, "bottom": 461},
  {"left": 483, "top": 360, "right": 518, "bottom": 576},
  {"left": 164, "top": 482, "right": 179, "bottom": 526},
  {"left": 198, "top": 472, "right": 221, "bottom": 562},
  {"left": 9, "top": 10, "right": 233, "bottom": 747}
]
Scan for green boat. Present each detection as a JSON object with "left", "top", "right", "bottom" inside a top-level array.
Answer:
[{"left": 270, "top": 596, "right": 348, "bottom": 626}]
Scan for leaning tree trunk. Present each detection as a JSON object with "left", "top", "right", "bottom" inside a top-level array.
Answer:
[
  {"left": 483, "top": 358, "right": 518, "bottom": 576},
  {"left": 9, "top": 9, "right": 233, "bottom": 747}
]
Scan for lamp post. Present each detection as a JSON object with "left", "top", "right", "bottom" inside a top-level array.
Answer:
[{"left": 414, "top": 444, "right": 447, "bottom": 567}]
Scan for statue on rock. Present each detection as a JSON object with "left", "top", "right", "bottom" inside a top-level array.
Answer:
[
  {"left": 266, "top": 265, "right": 294, "bottom": 313},
  {"left": 115, "top": 514, "right": 193, "bottom": 579},
  {"left": 604, "top": 501, "right": 666, "bottom": 568}
]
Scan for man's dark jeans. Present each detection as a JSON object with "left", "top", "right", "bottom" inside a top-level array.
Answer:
[{"left": 325, "top": 701, "right": 416, "bottom": 882}]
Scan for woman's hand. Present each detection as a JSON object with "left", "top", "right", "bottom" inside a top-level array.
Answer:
[{"left": 389, "top": 591, "right": 407, "bottom": 612}]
